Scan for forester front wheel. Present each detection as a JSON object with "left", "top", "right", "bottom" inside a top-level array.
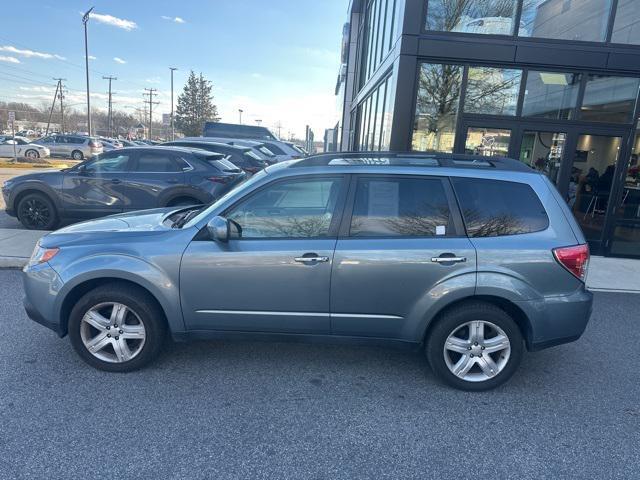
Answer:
[
  {"left": 426, "top": 302, "right": 523, "bottom": 391},
  {"left": 68, "top": 283, "right": 166, "bottom": 372}
]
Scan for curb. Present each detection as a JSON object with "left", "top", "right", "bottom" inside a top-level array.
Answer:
[{"left": 0, "top": 256, "right": 27, "bottom": 268}]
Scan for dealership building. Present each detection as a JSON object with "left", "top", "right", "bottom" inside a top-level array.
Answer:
[{"left": 335, "top": 0, "right": 640, "bottom": 258}]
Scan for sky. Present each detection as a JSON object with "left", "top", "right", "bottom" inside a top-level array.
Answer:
[{"left": 0, "top": 0, "right": 348, "bottom": 139}]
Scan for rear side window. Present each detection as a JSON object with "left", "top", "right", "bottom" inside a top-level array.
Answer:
[
  {"left": 264, "top": 143, "right": 285, "bottom": 155},
  {"left": 135, "top": 153, "right": 179, "bottom": 172},
  {"left": 451, "top": 178, "right": 549, "bottom": 237},
  {"left": 350, "top": 177, "right": 451, "bottom": 237},
  {"left": 206, "top": 157, "right": 241, "bottom": 173}
]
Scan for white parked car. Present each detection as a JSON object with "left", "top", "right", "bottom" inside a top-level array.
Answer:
[{"left": 0, "top": 136, "right": 50, "bottom": 159}]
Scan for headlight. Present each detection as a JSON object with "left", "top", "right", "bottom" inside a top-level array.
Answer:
[{"left": 28, "top": 243, "right": 60, "bottom": 266}]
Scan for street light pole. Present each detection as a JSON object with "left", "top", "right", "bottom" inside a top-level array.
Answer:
[
  {"left": 238, "top": 109, "right": 243, "bottom": 125},
  {"left": 170, "top": 67, "right": 177, "bottom": 140},
  {"left": 82, "top": 7, "right": 94, "bottom": 136}
]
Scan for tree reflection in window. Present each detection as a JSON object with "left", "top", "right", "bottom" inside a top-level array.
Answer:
[
  {"left": 452, "top": 177, "right": 549, "bottom": 237},
  {"left": 412, "top": 63, "right": 462, "bottom": 152},
  {"left": 226, "top": 179, "right": 341, "bottom": 238},
  {"left": 350, "top": 178, "right": 451, "bottom": 237}
]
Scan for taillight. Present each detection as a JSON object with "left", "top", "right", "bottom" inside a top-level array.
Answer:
[
  {"left": 89, "top": 140, "right": 101, "bottom": 148},
  {"left": 208, "top": 176, "right": 232, "bottom": 184},
  {"left": 553, "top": 244, "right": 590, "bottom": 282}
]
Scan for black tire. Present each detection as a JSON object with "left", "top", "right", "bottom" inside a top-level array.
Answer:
[
  {"left": 25, "top": 149, "right": 40, "bottom": 160},
  {"left": 426, "top": 301, "right": 523, "bottom": 391},
  {"left": 68, "top": 283, "right": 167, "bottom": 372},
  {"left": 17, "top": 192, "right": 59, "bottom": 230},
  {"left": 71, "top": 150, "right": 84, "bottom": 160}
]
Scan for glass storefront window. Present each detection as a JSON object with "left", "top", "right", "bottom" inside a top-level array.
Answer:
[
  {"left": 580, "top": 75, "right": 640, "bottom": 124},
  {"left": 412, "top": 63, "right": 462, "bottom": 152},
  {"left": 426, "top": 0, "right": 519, "bottom": 35},
  {"left": 569, "top": 134, "right": 622, "bottom": 249},
  {"left": 519, "top": 0, "right": 613, "bottom": 42},
  {"left": 610, "top": 125, "right": 640, "bottom": 256},
  {"left": 465, "top": 127, "right": 511, "bottom": 156},
  {"left": 519, "top": 131, "right": 566, "bottom": 184},
  {"left": 522, "top": 71, "right": 581, "bottom": 120},
  {"left": 464, "top": 67, "right": 522, "bottom": 116},
  {"left": 611, "top": 0, "right": 640, "bottom": 45}
]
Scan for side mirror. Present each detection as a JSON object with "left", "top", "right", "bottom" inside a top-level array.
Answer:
[{"left": 207, "top": 216, "right": 230, "bottom": 243}]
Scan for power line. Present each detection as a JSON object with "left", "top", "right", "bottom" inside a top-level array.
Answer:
[{"left": 143, "top": 88, "right": 159, "bottom": 139}]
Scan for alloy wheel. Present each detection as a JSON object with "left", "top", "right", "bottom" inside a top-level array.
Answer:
[
  {"left": 26, "top": 150, "right": 39, "bottom": 159},
  {"left": 443, "top": 320, "right": 511, "bottom": 382},
  {"left": 80, "top": 302, "right": 146, "bottom": 363},
  {"left": 19, "top": 198, "right": 51, "bottom": 229}
]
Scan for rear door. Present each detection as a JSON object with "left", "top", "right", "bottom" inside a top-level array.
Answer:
[
  {"left": 330, "top": 174, "right": 477, "bottom": 339},
  {"left": 124, "top": 151, "right": 185, "bottom": 210}
]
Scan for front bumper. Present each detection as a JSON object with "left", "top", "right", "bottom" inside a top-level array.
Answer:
[
  {"left": 22, "top": 263, "right": 66, "bottom": 337},
  {"left": 517, "top": 287, "right": 594, "bottom": 351}
]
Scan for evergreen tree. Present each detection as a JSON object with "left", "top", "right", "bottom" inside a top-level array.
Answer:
[{"left": 175, "top": 71, "right": 219, "bottom": 136}]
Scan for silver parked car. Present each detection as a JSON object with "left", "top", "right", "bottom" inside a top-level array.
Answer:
[
  {"left": 22, "top": 153, "right": 593, "bottom": 390},
  {"left": 33, "top": 134, "right": 103, "bottom": 160}
]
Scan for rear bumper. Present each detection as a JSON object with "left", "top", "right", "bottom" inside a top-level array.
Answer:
[{"left": 517, "top": 287, "right": 594, "bottom": 351}]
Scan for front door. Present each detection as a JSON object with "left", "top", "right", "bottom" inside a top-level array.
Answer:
[
  {"left": 180, "top": 175, "right": 348, "bottom": 333},
  {"left": 514, "top": 125, "right": 569, "bottom": 186},
  {"left": 60, "top": 151, "right": 131, "bottom": 218},
  {"left": 330, "top": 175, "right": 476, "bottom": 339}
]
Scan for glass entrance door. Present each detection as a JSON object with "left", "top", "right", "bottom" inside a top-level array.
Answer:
[
  {"left": 518, "top": 130, "right": 567, "bottom": 185},
  {"left": 609, "top": 125, "right": 640, "bottom": 257},
  {"left": 568, "top": 134, "right": 623, "bottom": 252}
]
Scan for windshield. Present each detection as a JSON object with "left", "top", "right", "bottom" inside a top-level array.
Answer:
[{"left": 184, "top": 169, "right": 269, "bottom": 228}]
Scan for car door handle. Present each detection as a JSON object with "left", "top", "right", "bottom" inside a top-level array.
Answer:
[
  {"left": 111, "top": 179, "right": 122, "bottom": 184},
  {"left": 294, "top": 255, "right": 329, "bottom": 264},
  {"left": 431, "top": 255, "right": 467, "bottom": 264}
]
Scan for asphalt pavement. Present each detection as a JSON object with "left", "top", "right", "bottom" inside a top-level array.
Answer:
[{"left": 0, "top": 269, "right": 638, "bottom": 479}]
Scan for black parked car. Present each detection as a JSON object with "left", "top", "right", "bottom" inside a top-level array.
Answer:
[
  {"left": 162, "top": 140, "right": 271, "bottom": 174},
  {"left": 2, "top": 146, "right": 246, "bottom": 230}
]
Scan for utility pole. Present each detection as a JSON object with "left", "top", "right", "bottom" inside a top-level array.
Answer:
[
  {"left": 275, "top": 121, "right": 282, "bottom": 139},
  {"left": 82, "top": 7, "right": 94, "bottom": 136},
  {"left": 45, "top": 79, "right": 62, "bottom": 136},
  {"left": 58, "top": 81, "right": 65, "bottom": 133},
  {"left": 238, "top": 109, "right": 243, "bottom": 125},
  {"left": 169, "top": 67, "right": 177, "bottom": 140},
  {"left": 103, "top": 76, "right": 117, "bottom": 137},
  {"left": 143, "top": 88, "right": 159, "bottom": 139}
]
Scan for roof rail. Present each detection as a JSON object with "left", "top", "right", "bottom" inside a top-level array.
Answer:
[{"left": 290, "top": 151, "right": 533, "bottom": 172}]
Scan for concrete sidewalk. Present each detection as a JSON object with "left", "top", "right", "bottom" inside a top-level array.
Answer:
[
  {"left": 1, "top": 227, "right": 639, "bottom": 292},
  {"left": 0, "top": 228, "right": 48, "bottom": 267}
]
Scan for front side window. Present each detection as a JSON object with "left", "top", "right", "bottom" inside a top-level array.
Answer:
[
  {"left": 226, "top": 178, "right": 343, "bottom": 238},
  {"left": 350, "top": 177, "right": 451, "bottom": 237},
  {"left": 519, "top": 0, "right": 613, "bottom": 42},
  {"left": 426, "top": 0, "right": 518, "bottom": 35},
  {"left": 135, "top": 153, "right": 179, "bottom": 172},
  {"left": 464, "top": 67, "right": 522, "bottom": 116},
  {"left": 580, "top": 75, "right": 640, "bottom": 124},
  {"left": 452, "top": 177, "right": 549, "bottom": 237},
  {"left": 412, "top": 63, "right": 462, "bottom": 153},
  {"left": 522, "top": 71, "right": 581, "bottom": 120},
  {"left": 84, "top": 153, "right": 130, "bottom": 173}
]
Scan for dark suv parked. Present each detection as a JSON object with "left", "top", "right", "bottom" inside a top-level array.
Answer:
[
  {"left": 162, "top": 140, "right": 271, "bottom": 174},
  {"left": 2, "top": 146, "right": 246, "bottom": 230}
]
